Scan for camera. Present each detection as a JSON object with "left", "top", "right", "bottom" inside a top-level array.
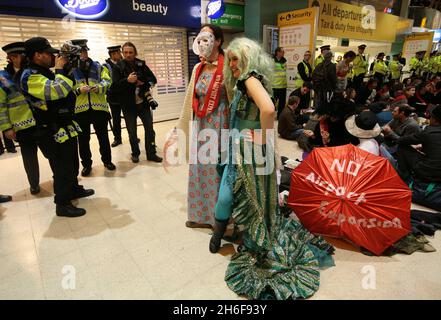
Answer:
[
  {"left": 145, "top": 88, "right": 159, "bottom": 110},
  {"left": 60, "top": 41, "right": 82, "bottom": 70}
]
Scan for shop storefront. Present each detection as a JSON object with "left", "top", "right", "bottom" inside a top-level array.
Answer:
[
  {"left": 278, "top": 0, "right": 401, "bottom": 90},
  {"left": 0, "top": 0, "right": 202, "bottom": 121}
]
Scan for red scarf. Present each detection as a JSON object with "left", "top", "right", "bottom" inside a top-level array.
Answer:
[{"left": 192, "top": 54, "right": 224, "bottom": 118}]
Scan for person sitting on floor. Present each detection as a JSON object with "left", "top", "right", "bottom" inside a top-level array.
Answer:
[
  {"left": 278, "top": 96, "right": 304, "bottom": 141},
  {"left": 382, "top": 104, "right": 421, "bottom": 154},
  {"left": 397, "top": 105, "right": 441, "bottom": 182},
  {"left": 345, "top": 111, "right": 382, "bottom": 156}
]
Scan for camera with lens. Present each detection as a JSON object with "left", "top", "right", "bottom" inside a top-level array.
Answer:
[
  {"left": 60, "top": 41, "right": 82, "bottom": 71},
  {"left": 144, "top": 87, "right": 159, "bottom": 110}
]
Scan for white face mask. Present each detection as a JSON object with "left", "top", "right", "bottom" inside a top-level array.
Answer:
[{"left": 192, "top": 31, "right": 215, "bottom": 58}]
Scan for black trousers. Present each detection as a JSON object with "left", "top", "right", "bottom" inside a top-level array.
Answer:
[
  {"left": 109, "top": 103, "right": 122, "bottom": 141},
  {"left": 397, "top": 145, "right": 424, "bottom": 181},
  {"left": 37, "top": 133, "right": 83, "bottom": 205},
  {"left": 0, "top": 132, "right": 15, "bottom": 151},
  {"left": 273, "top": 88, "right": 287, "bottom": 120},
  {"left": 76, "top": 110, "right": 112, "bottom": 168},
  {"left": 122, "top": 103, "right": 156, "bottom": 157},
  {"left": 352, "top": 74, "right": 365, "bottom": 90},
  {"left": 18, "top": 138, "right": 40, "bottom": 189}
]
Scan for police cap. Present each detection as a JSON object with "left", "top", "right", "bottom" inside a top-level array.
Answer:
[
  {"left": 2, "top": 42, "right": 26, "bottom": 55},
  {"left": 107, "top": 45, "right": 121, "bottom": 53}
]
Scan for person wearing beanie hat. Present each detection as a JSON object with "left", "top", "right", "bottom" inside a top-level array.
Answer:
[
  {"left": 397, "top": 105, "right": 441, "bottom": 182},
  {"left": 345, "top": 111, "right": 381, "bottom": 155}
]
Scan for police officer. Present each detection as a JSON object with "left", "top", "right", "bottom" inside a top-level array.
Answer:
[
  {"left": 104, "top": 45, "right": 124, "bottom": 147},
  {"left": 372, "top": 52, "right": 388, "bottom": 88},
  {"left": 314, "top": 45, "right": 330, "bottom": 69},
  {"left": 20, "top": 37, "right": 94, "bottom": 217},
  {"left": 273, "top": 47, "right": 287, "bottom": 119},
  {"left": 352, "top": 44, "right": 368, "bottom": 90},
  {"left": 389, "top": 53, "right": 403, "bottom": 84},
  {"left": 295, "top": 50, "right": 312, "bottom": 89},
  {"left": 410, "top": 51, "right": 426, "bottom": 78},
  {"left": 1, "top": 42, "right": 41, "bottom": 194},
  {"left": 70, "top": 39, "right": 115, "bottom": 176}
]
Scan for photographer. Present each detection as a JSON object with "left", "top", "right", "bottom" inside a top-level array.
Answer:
[
  {"left": 20, "top": 37, "right": 94, "bottom": 217},
  {"left": 112, "top": 41, "right": 162, "bottom": 163},
  {"left": 70, "top": 39, "right": 115, "bottom": 177}
]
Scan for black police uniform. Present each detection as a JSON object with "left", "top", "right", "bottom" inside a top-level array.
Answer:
[
  {"left": 2, "top": 42, "right": 40, "bottom": 193},
  {"left": 21, "top": 37, "right": 94, "bottom": 217}
]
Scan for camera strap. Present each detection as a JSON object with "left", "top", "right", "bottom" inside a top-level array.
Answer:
[{"left": 192, "top": 54, "right": 224, "bottom": 118}]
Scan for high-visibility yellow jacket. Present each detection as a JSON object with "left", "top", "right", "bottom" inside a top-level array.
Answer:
[
  {"left": 373, "top": 60, "right": 388, "bottom": 75},
  {"left": 389, "top": 61, "right": 403, "bottom": 80},
  {"left": 72, "top": 60, "right": 111, "bottom": 114},
  {"left": 410, "top": 56, "right": 425, "bottom": 76},
  {"left": 314, "top": 55, "right": 324, "bottom": 69},
  {"left": 352, "top": 54, "right": 368, "bottom": 77},
  {"left": 295, "top": 60, "right": 312, "bottom": 88},
  {"left": 0, "top": 70, "right": 36, "bottom": 133},
  {"left": 20, "top": 66, "right": 81, "bottom": 143}
]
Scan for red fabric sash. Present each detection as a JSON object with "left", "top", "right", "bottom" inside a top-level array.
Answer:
[{"left": 192, "top": 54, "right": 224, "bottom": 118}]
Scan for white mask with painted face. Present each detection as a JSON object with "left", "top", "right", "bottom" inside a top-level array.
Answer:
[{"left": 192, "top": 31, "right": 215, "bottom": 58}]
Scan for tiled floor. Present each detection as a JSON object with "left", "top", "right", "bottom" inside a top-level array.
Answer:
[{"left": 0, "top": 120, "right": 440, "bottom": 300}]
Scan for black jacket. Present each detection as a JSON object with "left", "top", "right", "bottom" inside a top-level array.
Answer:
[
  {"left": 112, "top": 58, "right": 157, "bottom": 108},
  {"left": 297, "top": 60, "right": 312, "bottom": 82},
  {"left": 105, "top": 58, "right": 120, "bottom": 105},
  {"left": 278, "top": 106, "right": 303, "bottom": 139},
  {"left": 398, "top": 125, "right": 441, "bottom": 182}
]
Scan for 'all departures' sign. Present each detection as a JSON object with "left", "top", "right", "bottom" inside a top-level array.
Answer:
[
  {"left": 207, "top": 0, "right": 226, "bottom": 19},
  {"left": 55, "top": 0, "right": 110, "bottom": 18}
]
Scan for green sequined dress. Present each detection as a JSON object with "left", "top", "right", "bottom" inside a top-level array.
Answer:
[{"left": 224, "top": 73, "right": 334, "bottom": 300}]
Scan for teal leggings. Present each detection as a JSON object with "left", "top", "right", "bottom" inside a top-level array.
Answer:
[{"left": 215, "top": 167, "right": 233, "bottom": 221}]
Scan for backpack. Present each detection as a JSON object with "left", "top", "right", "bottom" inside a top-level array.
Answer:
[{"left": 312, "top": 62, "right": 327, "bottom": 91}]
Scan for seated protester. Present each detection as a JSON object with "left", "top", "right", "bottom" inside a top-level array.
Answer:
[
  {"left": 368, "top": 101, "right": 392, "bottom": 126},
  {"left": 355, "top": 78, "right": 377, "bottom": 105},
  {"left": 344, "top": 87, "right": 356, "bottom": 103},
  {"left": 345, "top": 111, "right": 381, "bottom": 156},
  {"left": 322, "top": 98, "right": 358, "bottom": 147},
  {"left": 397, "top": 105, "right": 441, "bottom": 182},
  {"left": 298, "top": 114, "right": 323, "bottom": 153},
  {"left": 374, "top": 83, "right": 391, "bottom": 102},
  {"left": 382, "top": 104, "right": 421, "bottom": 152},
  {"left": 278, "top": 96, "right": 304, "bottom": 140},
  {"left": 408, "top": 83, "right": 432, "bottom": 117},
  {"left": 289, "top": 81, "right": 312, "bottom": 112},
  {"left": 390, "top": 85, "right": 415, "bottom": 109},
  {"left": 429, "top": 81, "right": 441, "bottom": 106}
]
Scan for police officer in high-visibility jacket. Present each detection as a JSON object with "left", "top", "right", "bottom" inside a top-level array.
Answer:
[
  {"left": 389, "top": 53, "right": 403, "bottom": 84},
  {"left": 272, "top": 47, "right": 287, "bottom": 119},
  {"left": 70, "top": 39, "right": 115, "bottom": 177},
  {"left": 410, "top": 51, "right": 426, "bottom": 78},
  {"left": 1, "top": 42, "right": 41, "bottom": 194},
  {"left": 352, "top": 44, "right": 368, "bottom": 90},
  {"left": 20, "top": 37, "right": 94, "bottom": 217},
  {"left": 295, "top": 50, "right": 312, "bottom": 89},
  {"left": 314, "top": 45, "right": 330, "bottom": 69},
  {"left": 373, "top": 52, "right": 388, "bottom": 88}
]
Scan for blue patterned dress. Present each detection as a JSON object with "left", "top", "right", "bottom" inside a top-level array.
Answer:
[{"left": 187, "top": 70, "right": 229, "bottom": 227}]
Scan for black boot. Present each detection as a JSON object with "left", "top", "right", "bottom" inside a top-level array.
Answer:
[
  {"left": 56, "top": 203, "right": 86, "bottom": 218},
  {"left": 209, "top": 219, "right": 229, "bottom": 253}
]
